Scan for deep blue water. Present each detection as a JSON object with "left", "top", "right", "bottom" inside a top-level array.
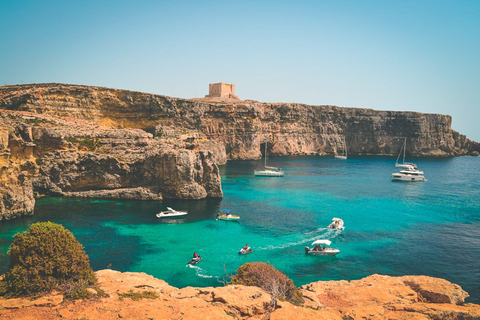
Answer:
[{"left": 1, "top": 156, "right": 479, "bottom": 302}]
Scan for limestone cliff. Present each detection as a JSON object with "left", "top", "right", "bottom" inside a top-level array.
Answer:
[
  {"left": 0, "top": 270, "right": 479, "bottom": 319},
  {"left": 1, "top": 83, "right": 478, "bottom": 160},
  {"left": 0, "top": 107, "right": 222, "bottom": 220}
]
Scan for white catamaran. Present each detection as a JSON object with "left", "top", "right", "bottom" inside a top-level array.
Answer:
[
  {"left": 395, "top": 138, "right": 417, "bottom": 169},
  {"left": 254, "top": 137, "right": 284, "bottom": 177}
]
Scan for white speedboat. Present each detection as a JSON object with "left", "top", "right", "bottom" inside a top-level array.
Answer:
[
  {"left": 392, "top": 166, "right": 426, "bottom": 182},
  {"left": 395, "top": 138, "right": 417, "bottom": 168},
  {"left": 254, "top": 137, "right": 284, "bottom": 177},
  {"left": 217, "top": 209, "right": 240, "bottom": 221},
  {"left": 156, "top": 207, "right": 188, "bottom": 218},
  {"left": 328, "top": 218, "right": 345, "bottom": 230},
  {"left": 305, "top": 240, "right": 340, "bottom": 256}
]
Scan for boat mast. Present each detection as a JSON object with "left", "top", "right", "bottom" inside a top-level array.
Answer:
[
  {"left": 403, "top": 138, "right": 406, "bottom": 164},
  {"left": 265, "top": 137, "right": 267, "bottom": 168},
  {"left": 396, "top": 139, "right": 403, "bottom": 164},
  {"left": 344, "top": 137, "right": 347, "bottom": 157}
]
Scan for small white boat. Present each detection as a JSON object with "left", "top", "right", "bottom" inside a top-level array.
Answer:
[
  {"left": 254, "top": 137, "right": 284, "bottom": 177},
  {"left": 335, "top": 137, "right": 347, "bottom": 160},
  {"left": 305, "top": 240, "right": 340, "bottom": 256},
  {"left": 328, "top": 218, "right": 345, "bottom": 230},
  {"left": 392, "top": 166, "right": 426, "bottom": 182},
  {"left": 156, "top": 207, "right": 188, "bottom": 218},
  {"left": 217, "top": 209, "right": 240, "bottom": 221},
  {"left": 395, "top": 138, "right": 417, "bottom": 169}
]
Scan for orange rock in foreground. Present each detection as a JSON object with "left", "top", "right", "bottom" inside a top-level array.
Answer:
[{"left": 1, "top": 270, "right": 479, "bottom": 320}]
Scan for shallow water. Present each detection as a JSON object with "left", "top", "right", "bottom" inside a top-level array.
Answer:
[{"left": 1, "top": 156, "right": 479, "bottom": 302}]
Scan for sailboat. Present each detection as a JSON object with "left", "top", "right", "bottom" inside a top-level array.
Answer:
[
  {"left": 254, "top": 137, "right": 284, "bottom": 177},
  {"left": 335, "top": 137, "right": 347, "bottom": 160},
  {"left": 395, "top": 138, "right": 417, "bottom": 169}
]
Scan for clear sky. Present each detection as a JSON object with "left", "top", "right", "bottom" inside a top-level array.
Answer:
[{"left": 1, "top": 0, "right": 479, "bottom": 141}]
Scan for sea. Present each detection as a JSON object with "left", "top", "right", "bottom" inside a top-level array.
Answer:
[{"left": 1, "top": 156, "right": 479, "bottom": 303}]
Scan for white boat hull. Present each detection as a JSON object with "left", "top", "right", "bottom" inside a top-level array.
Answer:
[
  {"left": 391, "top": 173, "right": 426, "bottom": 182},
  {"left": 335, "top": 156, "right": 347, "bottom": 160},
  {"left": 305, "top": 248, "right": 340, "bottom": 256},
  {"left": 254, "top": 170, "right": 284, "bottom": 177},
  {"left": 156, "top": 211, "right": 188, "bottom": 218}
]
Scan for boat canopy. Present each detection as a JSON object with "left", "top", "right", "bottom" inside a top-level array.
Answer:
[
  {"left": 332, "top": 218, "right": 343, "bottom": 222},
  {"left": 312, "top": 239, "right": 332, "bottom": 246},
  {"left": 167, "top": 207, "right": 174, "bottom": 211}
]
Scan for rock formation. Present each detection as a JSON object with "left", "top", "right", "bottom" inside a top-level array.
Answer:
[
  {"left": 0, "top": 270, "right": 479, "bottom": 319},
  {"left": 1, "top": 83, "right": 479, "bottom": 220},
  {"left": 0, "top": 107, "right": 222, "bottom": 220}
]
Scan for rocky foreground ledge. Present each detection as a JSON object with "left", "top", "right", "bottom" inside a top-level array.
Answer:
[{"left": 1, "top": 270, "right": 479, "bottom": 319}]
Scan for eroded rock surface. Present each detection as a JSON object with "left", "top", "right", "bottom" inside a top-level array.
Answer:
[{"left": 0, "top": 270, "right": 479, "bottom": 320}]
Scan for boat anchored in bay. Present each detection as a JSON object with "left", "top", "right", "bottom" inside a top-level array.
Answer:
[
  {"left": 254, "top": 137, "right": 284, "bottom": 177},
  {"left": 392, "top": 166, "right": 427, "bottom": 182},
  {"left": 395, "top": 138, "right": 417, "bottom": 169}
]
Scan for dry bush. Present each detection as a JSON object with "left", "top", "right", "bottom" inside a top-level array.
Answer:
[{"left": 231, "top": 262, "right": 304, "bottom": 306}]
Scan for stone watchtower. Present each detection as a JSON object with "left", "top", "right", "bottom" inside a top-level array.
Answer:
[{"left": 205, "top": 82, "right": 239, "bottom": 99}]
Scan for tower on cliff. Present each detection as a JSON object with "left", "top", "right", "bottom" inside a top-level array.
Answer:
[{"left": 205, "top": 82, "right": 239, "bottom": 100}]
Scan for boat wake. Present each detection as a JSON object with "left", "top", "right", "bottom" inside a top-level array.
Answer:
[
  {"left": 187, "top": 264, "right": 217, "bottom": 279},
  {"left": 257, "top": 228, "right": 342, "bottom": 250}
]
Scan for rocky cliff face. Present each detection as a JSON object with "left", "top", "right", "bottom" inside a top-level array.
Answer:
[
  {"left": 1, "top": 83, "right": 478, "bottom": 160},
  {"left": 1, "top": 83, "right": 479, "bottom": 220},
  {"left": 1, "top": 270, "right": 479, "bottom": 319},
  {"left": 0, "top": 107, "right": 222, "bottom": 220}
]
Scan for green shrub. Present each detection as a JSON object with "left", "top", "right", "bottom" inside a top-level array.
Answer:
[
  {"left": 231, "top": 262, "right": 304, "bottom": 306},
  {"left": 2, "top": 222, "right": 96, "bottom": 297},
  {"left": 64, "top": 281, "right": 92, "bottom": 300},
  {"left": 118, "top": 289, "right": 159, "bottom": 301}
]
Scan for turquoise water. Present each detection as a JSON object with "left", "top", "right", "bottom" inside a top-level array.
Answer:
[{"left": 1, "top": 156, "right": 479, "bottom": 302}]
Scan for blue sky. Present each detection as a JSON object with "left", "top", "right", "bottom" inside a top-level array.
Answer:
[{"left": 1, "top": 0, "right": 479, "bottom": 141}]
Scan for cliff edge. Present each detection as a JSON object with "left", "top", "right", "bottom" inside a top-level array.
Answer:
[{"left": 1, "top": 270, "right": 479, "bottom": 319}]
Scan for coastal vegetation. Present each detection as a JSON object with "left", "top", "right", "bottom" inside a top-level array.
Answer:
[
  {"left": 231, "top": 262, "right": 304, "bottom": 306},
  {"left": 0, "top": 222, "right": 96, "bottom": 298},
  {"left": 117, "top": 289, "right": 159, "bottom": 301}
]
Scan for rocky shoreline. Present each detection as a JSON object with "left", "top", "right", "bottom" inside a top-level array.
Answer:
[
  {"left": 1, "top": 269, "right": 479, "bottom": 319},
  {"left": 1, "top": 83, "right": 479, "bottom": 220}
]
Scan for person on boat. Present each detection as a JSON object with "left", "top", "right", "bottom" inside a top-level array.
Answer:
[
  {"left": 244, "top": 244, "right": 250, "bottom": 251},
  {"left": 193, "top": 252, "right": 199, "bottom": 259}
]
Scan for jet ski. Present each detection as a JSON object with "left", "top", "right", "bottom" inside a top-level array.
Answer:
[
  {"left": 238, "top": 248, "right": 254, "bottom": 255},
  {"left": 188, "top": 256, "right": 202, "bottom": 265}
]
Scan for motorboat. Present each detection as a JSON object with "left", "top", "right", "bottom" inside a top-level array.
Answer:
[
  {"left": 335, "top": 137, "right": 347, "bottom": 160},
  {"left": 238, "top": 248, "right": 254, "bottom": 255},
  {"left": 156, "top": 207, "right": 188, "bottom": 218},
  {"left": 328, "top": 218, "right": 345, "bottom": 230},
  {"left": 305, "top": 240, "right": 340, "bottom": 256},
  {"left": 217, "top": 209, "right": 240, "bottom": 221},
  {"left": 254, "top": 137, "right": 284, "bottom": 177},
  {"left": 188, "top": 256, "right": 202, "bottom": 265},
  {"left": 392, "top": 166, "right": 427, "bottom": 182},
  {"left": 395, "top": 138, "right": 417, "bottom": 169}
]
